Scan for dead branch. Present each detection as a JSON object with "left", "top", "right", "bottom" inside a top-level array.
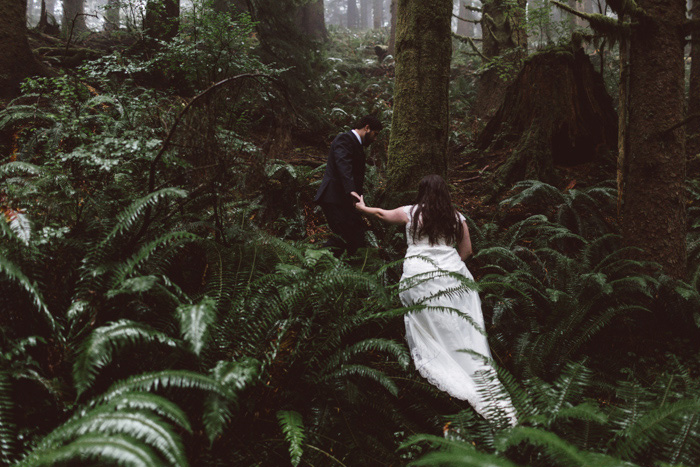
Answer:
[
  {"left": 452, "top": 13, "right": 480, "bottom": 24},
  {"left": 452, "top": 33, "right": 489, "bottom": 61}
]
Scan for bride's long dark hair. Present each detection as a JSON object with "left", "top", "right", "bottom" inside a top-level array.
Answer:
[{"left": 410, "top": 174, "right": 463, "bottom": 245}]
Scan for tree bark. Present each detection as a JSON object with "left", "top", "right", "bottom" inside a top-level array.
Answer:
[
  {"left": 386, "top": 0, "right": 452, "bottom": 199},
  {"left": 373, "top": 0, "right": 383, "bottom": 28},
  {"left": 688, "top": 0, "right": 700, "bottom": 158},
  {"left": 474, "top": 0, "right": 527, "bottom": 120},
  {"left": 295, "top": 0, "right": 327, "bottom": 40},
  {"left": 62, "top": 0, "right": 88, "bottom": 35},
  {"left": 1, "top": 0, "right": 46, "bottom": 97},
  {"left": 347, "top": 0, "right": 359, "bottom": 27},
  {"left": 621, "top": 0, "right": 686, "bottom": 277}
]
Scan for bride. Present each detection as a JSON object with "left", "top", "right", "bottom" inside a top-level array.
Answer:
[{"left": 353, "top": 174, "right": 516, "bottom": 424}]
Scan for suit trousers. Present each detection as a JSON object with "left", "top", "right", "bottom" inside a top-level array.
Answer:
[{"left": 319, "top": 202, "right": 366, "bottom": 257}]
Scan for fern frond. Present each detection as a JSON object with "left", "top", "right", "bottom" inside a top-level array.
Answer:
[
  {"left": 17, "top": 433, "right": 163, "bottom": 467},
  {"left": 0, "top": 161, "right": 42, "bottom": 178},
  {"left": 176, "top": 297, "right": 217, "bottom": 356},
  {"left": 0, "top": 253, "right": 61, "bottom": 336},
  {"left": 322, "top": 364, "right": 398, "bottom": 396},
  {"left": 321, "top": 338, "right": 410, "bottom": 372},
  {"left": 614, "top": 399, "right": 700, "bottom": 460},
  {"left": 0, "top": 372, "right": 16, "bottom": 464},
  {"left": 109, "top": 231, "right": 199, "bottom": 289},
  {"left": 95, "top": 369, "right": 226, "bottom": 404},
  {"left": 495, "top": 426, "right": 593, "bottom": 466},
  {"left": 105, "top": 392, "right": 192, "bottom": 432},
  {"left": 277, "top": 410, "right": 305, "bottom": 467},
  {"left": 73, "top": 319, "right": 183, "bottom": 395},
  {"left": 29, "top": 409, "right": 187, "bottom": 467},
  {"left": 203, "top": 358, "right": 260, "bottom": 443}
]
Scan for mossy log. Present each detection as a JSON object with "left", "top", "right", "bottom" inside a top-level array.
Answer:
[{"left": 477, "top": 47, "right": 617, "bottom": 188}]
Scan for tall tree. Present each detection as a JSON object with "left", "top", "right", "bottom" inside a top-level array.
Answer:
[
  {"left": 360, "top": 0, "right": 371, "bottom": 27},
  {"left": 622, "top": 0, "right": 687, "bottom": 277},
  {"left": 688, "top": 0, "right": 700, "bottom": 157},
  {"left": 1, "top": 0, "right": 46, "bottom": 97},
  {"left": 62, "top": 0, "right": 88, "bottom": 35},
  {"left": 296, "top": 0, "right": 327, "bottom": 40},
  {"left": 373, "top": 0, "right": 383, "bottom": 28},
  {"left": 556, "top": 0, "right": 687, "bottom": 277},
  {"left": 347, "top": 0, "right": 359, "bottom": 27},
  {"left": 460, "top": 0, "right": 527, "bottom": 120},
  {"left": 386, "top": 0, "right": 452, "bottom": 197}
]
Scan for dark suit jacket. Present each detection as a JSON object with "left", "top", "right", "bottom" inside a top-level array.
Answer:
[{"left": 314, "top": 131, "right": 366, "bottom": 205}]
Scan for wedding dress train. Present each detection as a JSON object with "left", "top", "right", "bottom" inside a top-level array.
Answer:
[{"left": 398, "top": 206, "right": 517, "bottom": 424}]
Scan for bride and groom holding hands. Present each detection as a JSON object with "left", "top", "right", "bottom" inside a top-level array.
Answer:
[{"left": 314, "top": 115, "right": 516, "bottom": 424}]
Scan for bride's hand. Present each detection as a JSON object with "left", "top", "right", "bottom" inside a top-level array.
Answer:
[{"left": 351, "top": 192, "right": 366, "bottom": 210}]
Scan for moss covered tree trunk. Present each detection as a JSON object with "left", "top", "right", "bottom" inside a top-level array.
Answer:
[
  {"left": 0, "top": 0, "right": 46, "bottom": 98},
  {"left": 621, "top": 0, "right": 687, "bottom": 277},
  {"left": 386, "top": 0, "right": 452, "bottom": 198}
]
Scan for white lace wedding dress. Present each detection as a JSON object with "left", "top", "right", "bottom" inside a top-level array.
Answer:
[{"left": 399, "top": 205, "right": 516, "bottom": 424}]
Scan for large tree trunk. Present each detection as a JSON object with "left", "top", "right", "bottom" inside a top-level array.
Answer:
[
  {"left": 688, "top": 0, "right": 700, "bottom": 161},
  {"left": 347, "top": 0, "right": 359, "bottom": 27},
  {"left": 621, "top": 0, "right": 686, "bottom": 277},
  {"left": 62, "top": 0, "right": 87, "bottom": 35},
  {"left": 144, "top": 0, "right": 179, "bottom": 41},
  {"left": 473, "top": 0, "right": 527, "bottom": 120},
  {"left": 373, "top": 0, "right": 383, "bottom": 28},
  {"left": 1, "top": 0, "right": 46, "bottom": 98},
  {"left": 295, "top": 0, "right": 327, "bottom": 40},
  {"left": 386, "top": 0, "right": 452, "bottom": 199},
  {"left": 477, "top": 47, "right": 618, "bottom": 187},
  {"left": 360, "top": 0, "right": 371, "bottom": 28}
]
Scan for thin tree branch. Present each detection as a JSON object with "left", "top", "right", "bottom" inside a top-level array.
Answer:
[
  {"left": 452, "top": 13, "right": 480, "bottom": 24},
  {"left": 452, "top": 32, "right": 489, "bottom": 61}
]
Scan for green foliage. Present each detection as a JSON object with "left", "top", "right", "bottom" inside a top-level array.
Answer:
[{"left": 277, "top": 410, "right": 305, "bottom": 466}]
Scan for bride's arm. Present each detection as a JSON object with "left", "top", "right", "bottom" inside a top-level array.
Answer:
[
  {"left": 457, "top": 221, "right": 472, "bottom": 260},
  {"left": 352, "top": 194, "right": 408, "bottom": 225}
]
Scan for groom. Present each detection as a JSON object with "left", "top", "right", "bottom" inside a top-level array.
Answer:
[{"left": 315, "top": 115, "right": 383, "bottom": 257}]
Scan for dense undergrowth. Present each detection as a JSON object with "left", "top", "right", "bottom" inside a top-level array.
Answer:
[{"left": 2, "top": 11, "right": 700, "bottom": 467}]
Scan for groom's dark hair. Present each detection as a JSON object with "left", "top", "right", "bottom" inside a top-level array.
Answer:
[{"left": 354, "top": 115, "right": 383, "bottom": 132}]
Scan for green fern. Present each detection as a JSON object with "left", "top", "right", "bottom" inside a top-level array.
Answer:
[
  {"left": 176, "top": 297, "right": 217, "bottom": 356},
  {"left": 277, "top": 410, "right": 305, "bottom": 467},
  {"left": 73, "top": 319, "right": 183, "bottom": 395}
]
